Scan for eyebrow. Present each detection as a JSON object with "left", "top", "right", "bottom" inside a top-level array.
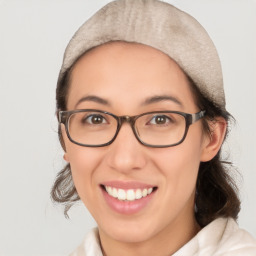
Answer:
[
  {"left": 74, "top": 94, "right": 183, "bottom": 109},
  {"left": 75, "top": 95, "right": 110, "bottom": 108},
  {"left": 141, "top": 95, "right": 183, "bottom": 107}
]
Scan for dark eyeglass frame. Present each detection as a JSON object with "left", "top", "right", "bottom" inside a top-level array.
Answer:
[{"left": 58, "top": 109, "right": 206, "bottom": 148}]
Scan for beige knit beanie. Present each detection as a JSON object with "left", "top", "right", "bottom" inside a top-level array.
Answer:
[{"left": 58, "top": 0, "right": 225, "bottom": 109}]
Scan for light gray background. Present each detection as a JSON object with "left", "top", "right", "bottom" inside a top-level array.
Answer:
[{"left": 0, "top": 0, "right": 255, "bottom": 255}]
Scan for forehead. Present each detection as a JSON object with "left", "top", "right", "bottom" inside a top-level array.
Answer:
[
  {"left": 67, "top": 42, "right": 197, "bottom": 112},
  {"left": 74, "top": 41, "right": 176, "bottom": 71}
]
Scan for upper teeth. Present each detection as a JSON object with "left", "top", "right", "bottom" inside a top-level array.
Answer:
[{"left": 105, "top": 186, "right": 153, "bottom": 201}]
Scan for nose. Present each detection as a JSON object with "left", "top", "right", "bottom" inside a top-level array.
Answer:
[{"left": 105, "top": 123, "right": 147, "bottom": 173}]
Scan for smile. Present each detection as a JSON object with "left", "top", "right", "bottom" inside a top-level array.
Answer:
[
  {"left": 104, "top": 185, "right": 154, "bottom": 201},
  {"left": 100, "top": 182, "right": 157, "bottom": 214}
]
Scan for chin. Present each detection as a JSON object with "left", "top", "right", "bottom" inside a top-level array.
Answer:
[
  {"left": 107, "top": 229, "right": 153, "bottom": 243},
  {"left": 98, "top": 217, "right": 161, "bottom": 244}
]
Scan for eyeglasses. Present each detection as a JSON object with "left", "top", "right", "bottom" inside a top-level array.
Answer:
[{"left": 58, "top": 109, "right": 206, "bottom": 148}]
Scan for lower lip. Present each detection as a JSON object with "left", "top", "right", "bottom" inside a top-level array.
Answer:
[{"left": 101, "top": 187, "right": 156, "bottom": 215}]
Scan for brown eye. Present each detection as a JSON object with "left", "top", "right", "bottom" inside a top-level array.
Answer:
[
  {"left": 149, "top": 115, "right": 172, "bottom": 125},
  {"left": 91, "top": 115, "right": 104, "bottom": 124},
  {"left": 155, "top": 116, "right": 167, "bottom": 124},
  {"left": 83, "top": 114, "right": 107, "bottom": 125}
]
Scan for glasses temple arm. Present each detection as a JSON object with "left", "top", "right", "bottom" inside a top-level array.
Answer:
[{"left": 191, "top": 110, "right": 206, "bottom": 123}]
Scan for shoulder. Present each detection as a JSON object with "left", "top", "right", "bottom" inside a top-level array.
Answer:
[
  {"left": 174, "top": 218, "right": 256, "bottom": 256},
  {"left": 69, "top": 228, "right": 103, "bottom": 256},
  {"left": 216, "top": 218, "right": 256, "bottom": 255}
]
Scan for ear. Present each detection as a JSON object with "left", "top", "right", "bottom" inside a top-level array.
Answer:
[
  {"left": 200, "top": 117, "right": 227, "bottom": 162},
  {"left": 63, "top": 152, "right": 70, "bottom": 162}
]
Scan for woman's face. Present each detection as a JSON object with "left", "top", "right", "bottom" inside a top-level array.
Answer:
[{"left": 62, "top": 42, "right": 211, "bottom": 245}]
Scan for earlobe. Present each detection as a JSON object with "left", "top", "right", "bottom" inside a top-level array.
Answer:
[
  {"left": 63, "top": 153, "right": 70, "bottom": 162},
  {"left": 200, "top": 117, "right": 227, "bottom": 162}
]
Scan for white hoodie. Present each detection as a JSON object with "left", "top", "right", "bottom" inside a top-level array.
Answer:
[{"left": 70, "top": 218, "right": 256, "bottom": 256}]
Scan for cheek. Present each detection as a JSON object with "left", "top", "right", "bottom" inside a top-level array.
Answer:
[
  {"left": 158, "top": 148, "right": 200, "bottom": 186},
  {"left": 61, "top": 124, "right": 103, "bottom": 201},
  {"left": 67, "top": 148, "right": 98, "bottom": 175},
  {"left": 62, "top": 124, "right": 101, "bottom": 178},
  {"left": 64, "top": 141, "right": 103, "bottom": 202},
  {"left": 152, "top": 134, "right": 203, "bottom": 200}
]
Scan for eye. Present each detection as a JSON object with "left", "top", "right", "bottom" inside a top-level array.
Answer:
[
  {"left": 83, "top": 114, "right": 107, "bottom": 125},
  {"left": 149, "top": 115, "right": 172, "bottom": 125}
]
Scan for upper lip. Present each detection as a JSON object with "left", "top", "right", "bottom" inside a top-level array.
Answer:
[{"left": 101, "top": 180, "right": 157, "bottom": 190}]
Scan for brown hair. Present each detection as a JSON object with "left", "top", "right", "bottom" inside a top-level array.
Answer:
[
  {"left": 188, "top": 77, "right": 240, "bottom": 226},
  {"left": 51, "top": 49, "right": 240, "bottom": 226}
]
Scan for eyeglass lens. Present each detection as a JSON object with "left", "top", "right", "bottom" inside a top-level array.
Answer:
[{"left": 67, "top": 111, "right": 187, "bottom": 146}]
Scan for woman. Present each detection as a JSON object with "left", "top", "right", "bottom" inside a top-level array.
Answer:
[{"left": 51, "top": 0, "right": 256, "bottom": 255}]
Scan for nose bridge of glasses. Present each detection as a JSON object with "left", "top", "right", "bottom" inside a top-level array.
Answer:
[
  {"left": 117, "top": 115, "right": 137, "bottom": 134},
  {"left": 113, "top": 115, "right": 141, "bottom": 145},
  {"left": 119, "top": 115, "right": 135, "bottom": 125}
]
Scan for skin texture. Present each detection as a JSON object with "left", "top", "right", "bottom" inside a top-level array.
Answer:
[{"left": 62, "top": 42, "right": 226, "bottom": 256}]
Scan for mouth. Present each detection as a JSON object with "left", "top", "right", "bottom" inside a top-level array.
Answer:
[
  {"left": 100, "top": 181, "right": 158, "bottom": 214},
  {"left": 101, "top": 185, "right": 157, "bottom": 202}
]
